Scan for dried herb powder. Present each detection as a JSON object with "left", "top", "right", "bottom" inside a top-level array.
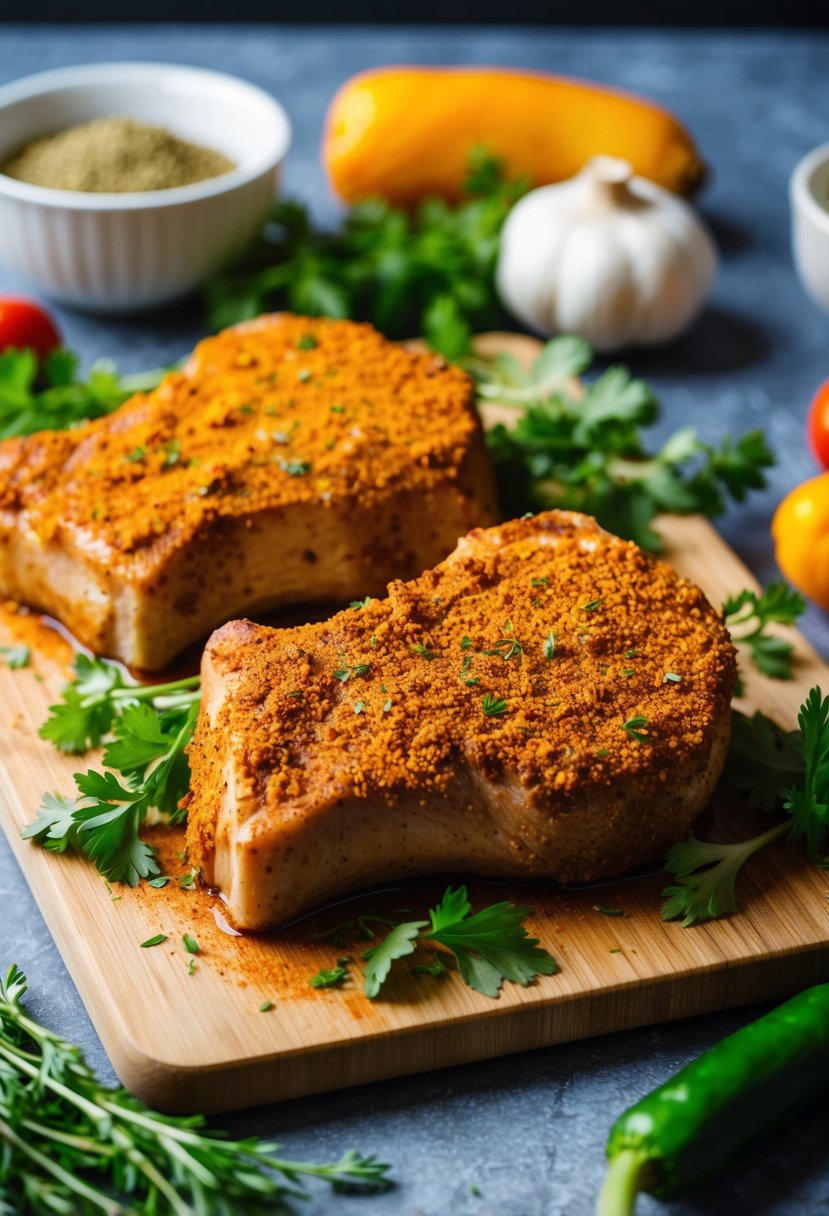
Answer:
[{"left": 2, "top": 116, "right": 236, "bottom": 194}]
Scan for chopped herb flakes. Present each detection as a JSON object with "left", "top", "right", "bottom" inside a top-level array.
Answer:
[
  {"left": 382, "top": 699, "right": 392, "bottom": 713},
  {"left": 310, "top": 966, "right": 349, "bottom": 989},
  {"left": 278, "top": 458, "right": 311, "bottom": 476},
  {"left": 298, "top": 333, "right": 318, "bottom": 350},
  {"left": 353, "top": 701, "right": 365, "bottom": 714},
  {"left": 412, "top": 643, "right": 437, "bottom": 661},
  {"left": 147, "top": 876, "right": 171, "bottom": 889},
  {"left": 482, "top": 694, "right": 508, "bottom": 718},
  {"left": 482, "top": 637, "right": 523, "bottom": 660},
  {"left": 593, "top": 904, "right": 624, "bottom": 917},
  {"left": 140, "top": 934, "right": 167, "bottom": 948},
  {"left": 622, "top": 716, "right": 650, "bottom": 743},
  {"left": 0, "top": 645, "right": 30, "bottom": 670},
  {"left": 663, "top": 672, "right": 682, "bottom": 683},
  {"left": 350, "top": 597, "right": 372, "bottom": 610},
  {"left": 259, "top": 1000, "right": 274, "bottom": 1012},
  {"left": 182, "top": 934, "right": 200, "bottom": 955},
  {"left": 543, "top": 632, "right": 555, "bottom": 660},
  {"left": 621, "top": 668, "right": 635, "bottom": 678},
  {"left": 582, "top": 599, "right": 603, "bottom": 612},
  {"left": 460, "top": 636, "right": 473, "bottom": 650},
  {"left": 531, "top": 577, "right": 549, "bottom": 588}
]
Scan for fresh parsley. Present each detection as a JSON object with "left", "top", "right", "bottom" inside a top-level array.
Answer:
[
  {"left": 662, "top": 688, "right": 829, "bottom": 926},
  {"left": 478, "top": 338, "right": 774, "bottom": 552},
  {"left": 27, "top": 659, "right": 201, "bottom": 884},
  {"left": 205, "top": 150, "right": 527, "bottom": 360},
  {"left": 723, "top": 581, "right": 806, "bottom": 680},
  {"left": 351, "top": 886, "right": 557, "bottom": 1000},
  {"left": 0, "top": 964, "right": 390, "bottom": 1212},
  {"left": 0, "top": 347, "right": 165, "bottom": 440},
  {"left": 310, "top": 965, "right": 349, "bottom": 989}
]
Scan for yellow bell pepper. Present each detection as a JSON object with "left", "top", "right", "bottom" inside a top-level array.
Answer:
[
  {"left": 323, "top": 66, "right": 707, "bottom": 207},
  {"left": 772, "top": 473, "right": 829, "bottom": 610}
]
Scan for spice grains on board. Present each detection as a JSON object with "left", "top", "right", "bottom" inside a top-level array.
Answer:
[{"left": 187, "top": 512, "right": 737, "bottom": 927}]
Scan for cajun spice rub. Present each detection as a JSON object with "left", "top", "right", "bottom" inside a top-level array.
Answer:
[
  {"left": 0, "top": 315, "right": 496, "bottom": 669},
  {"left": 187, "top": 511, "right": 736, "bottom": 930}
]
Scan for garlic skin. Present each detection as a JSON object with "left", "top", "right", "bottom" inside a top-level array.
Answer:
[{"left": 496, "top": 156, "right": 717, "bottom": 351}]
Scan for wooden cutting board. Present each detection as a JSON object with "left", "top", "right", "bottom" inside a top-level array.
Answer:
[{"left": 1, "top": 333, "right": 828, "bottom": 1116}]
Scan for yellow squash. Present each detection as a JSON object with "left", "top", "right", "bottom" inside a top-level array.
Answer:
[{"left": 323, "top": 66, "right": 707, "bottom": 206}]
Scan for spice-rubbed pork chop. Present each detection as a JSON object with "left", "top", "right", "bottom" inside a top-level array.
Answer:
[
  {"left": 0, "top": 315, "right": 496, "bottom": 670},
  {"left": 186, "top": 511, "right": 736, "bottom": 930}
]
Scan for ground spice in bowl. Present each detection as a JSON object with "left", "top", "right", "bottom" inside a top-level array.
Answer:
[{"left": 1, "top": 115, "right": 236, "bottom": 193}]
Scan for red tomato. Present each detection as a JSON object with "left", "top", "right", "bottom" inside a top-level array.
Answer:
[
  {"left": 0, "top": 297, "right": 61, "bottom": 358},
  {"left": 808, "top": 378, "right": 829, "bottom": 469}
]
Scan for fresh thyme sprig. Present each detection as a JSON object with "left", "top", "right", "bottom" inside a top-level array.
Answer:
[
  {"left": 27, "top": 657, "right": 201, "bottom": 885},
  {"left": 475, "top": 337, "right": 774, "bottom": 552},
  {"left": 661, "top": 688, "right": 829, "bottom": 927},
  {"left": 723, "top": 580, "right": 806, "bottom": 680},
  {"left": 0, "top": 964, "right": 391, "bottom": 1214}
]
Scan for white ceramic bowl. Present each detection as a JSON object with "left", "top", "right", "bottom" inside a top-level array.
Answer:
[
  {"left": 791, "top": 141, "right": 829, "bottom": 315},
  {"left": 0, "top": 63, "right": 291, "bottom": 313}
]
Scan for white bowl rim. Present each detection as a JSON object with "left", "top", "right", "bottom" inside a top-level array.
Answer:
[
  {"left": 790, "top": 140, "right": 829, "bottom": 236},
  {"left": 0, "top": 61, "right": 292, "bottom": 211}
]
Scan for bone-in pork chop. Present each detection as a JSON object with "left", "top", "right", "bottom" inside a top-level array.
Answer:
[
  {"left": 186, "top": 511, "right": 736, "bottom": 930},
  {"left": 0, "top": 315, "right": 496, "bottom": 669}
]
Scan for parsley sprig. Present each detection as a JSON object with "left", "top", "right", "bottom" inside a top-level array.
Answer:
[
  {"left": 0, "top": 347, "right": 165, "bottom": 440},
  {"left": 477, "top": 337, "right": 774, "bottom": 552},
  {"left": 319, "top": 886, "right": 557, "bottom": 1001},
  {"left": 661, "top": 688, "right": 829, "bottom": 927},
  {"left": 27, "top": 657, "right": 201, "bottom": 884},
  {"left": 0, "top": 964, "right": 390, "bottom": 1213},
  {"left": 723, "top": 580, "right": 806, "bottom": 680},
  {"left": 205, "top": 150, "right": 526, "bottom": 360}
]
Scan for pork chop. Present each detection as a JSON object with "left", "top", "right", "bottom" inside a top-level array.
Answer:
[
  {"left": 186, "top": 511, "right": 736, "bottom": 930},
  {"left": 0, "top": 315, "right": 496, "bottom": 670}
]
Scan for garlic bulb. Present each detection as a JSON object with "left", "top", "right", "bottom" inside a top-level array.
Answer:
[{"left": 496, "top": 156, "right": 717, "bottom": 351}]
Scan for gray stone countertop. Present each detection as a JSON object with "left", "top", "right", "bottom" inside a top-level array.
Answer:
[{"left": 1, "top": 23, "right": 829, "bottom": 1216}]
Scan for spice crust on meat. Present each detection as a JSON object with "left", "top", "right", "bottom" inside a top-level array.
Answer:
[{"left": 186, "top": 512, "right": 737, "bottom": 925}]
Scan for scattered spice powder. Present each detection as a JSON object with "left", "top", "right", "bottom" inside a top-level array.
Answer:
[{"left": 2, "top": 116, "right": 235, "bottom": 193}]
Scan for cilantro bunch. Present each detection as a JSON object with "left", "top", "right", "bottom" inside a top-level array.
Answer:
[
  {"left": 0, "top": 964, "right": 390, "bottom": 1214},
  {"left": 476, "top": 337, "right": 774, "bottom": 552},
  {"left": 315, "top": 885, "right": 557, "bottom": 1000},
  {"left": 205, "top": 150, "right": 526, "bottom": 360},
  {"left": 26, "top": 656, "right": 201, "bottom": 885},
  {"left": 661, "top": 687, "right": 829, "bottom": 927},
  {"left": 0, "top": 347, "right": 164, "bottom": 440}
]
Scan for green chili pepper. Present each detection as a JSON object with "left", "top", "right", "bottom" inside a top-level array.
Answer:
[{"left": 597, "top": 984, "right": 829, "bottom": 1216}]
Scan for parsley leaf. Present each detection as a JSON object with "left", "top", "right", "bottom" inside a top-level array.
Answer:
[
  {"left": 423, "top": 886, "right": 558, "bottom": 999},
  {"left": 724, "top": 708, "right": 804, "bottom": 811},
  {"left": 363, "top": 922, "right": 427, "bottom": 998},
  {"left": 0, "top": 347, "right": 166, "bottom": 440},
  {"left": 664, "top": 689, "right": 829, "bottom": 926},
  {"left": 205, "top": 151, "right": 527, "bottom": 359},
  {"left": 622, "top": 715, "right": 650, "bottom": 743},
  {"left": 723, "top": 581, "right": 806, "bottom": 679},
  {"left": 786, "top": 686, "right": 829, "bottom": 859},
  {"left": 661, "top": 823, "right": 789, "bottom": 927},
  {"left": 31, "top": 665, "right": 201, "bottom": 884},
  {"left": 480, "top": 341, "right": 773, "bottom": 552}
]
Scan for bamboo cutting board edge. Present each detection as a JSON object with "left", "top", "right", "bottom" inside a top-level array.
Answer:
[{"left": 2, "top": 331, "right": 828, "bottom": 1114}]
